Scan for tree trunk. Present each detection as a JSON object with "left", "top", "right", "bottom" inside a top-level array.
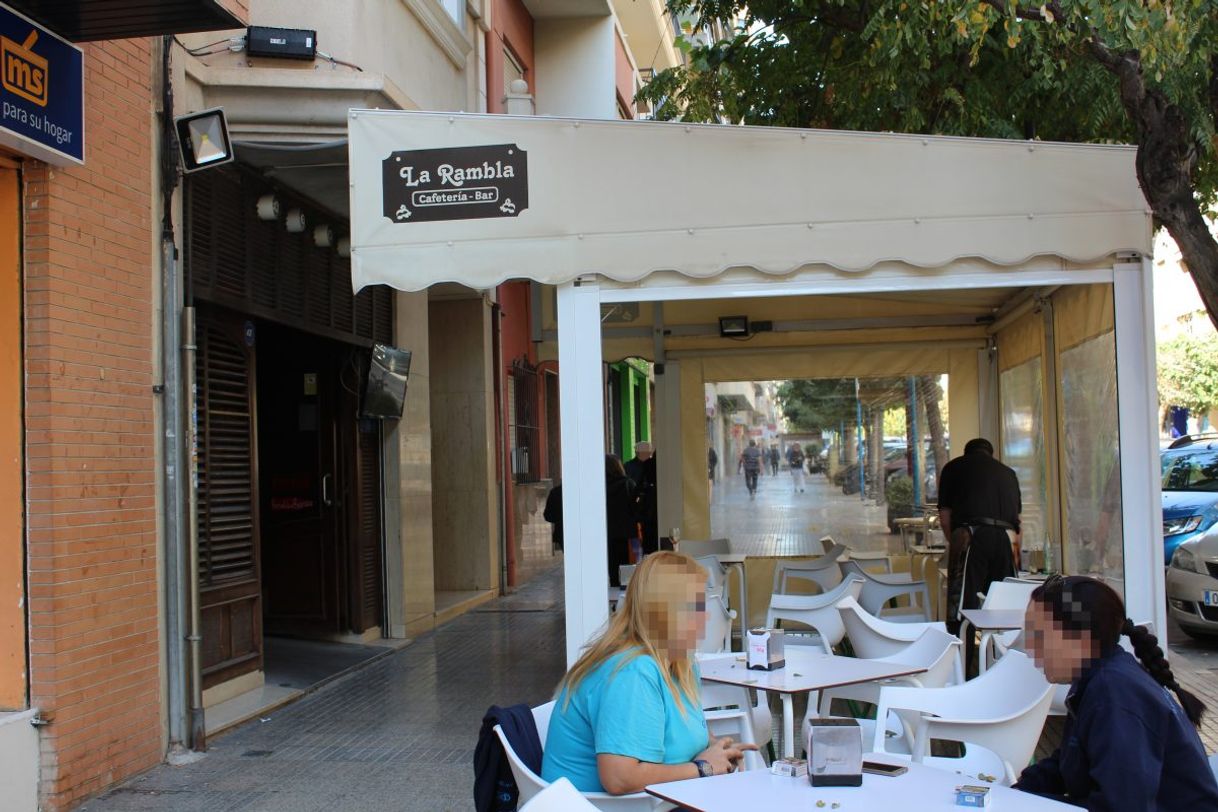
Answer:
[
  {"left": 1095, "top": 44, "right": 1218, "bottom": 331},
  {"left": 919, "top": 376, "right": 949, "bottom": 475}
]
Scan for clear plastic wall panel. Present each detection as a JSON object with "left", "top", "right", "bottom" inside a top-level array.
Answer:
[
  {"left": 1000, "top": 358, "right": 1049, "bottom": 569},
  {"left": 1060, "top": 331, "right": 1123, "bottom": 592}
]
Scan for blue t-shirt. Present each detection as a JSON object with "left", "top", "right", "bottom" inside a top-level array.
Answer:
[{"left": 541, "top": 650, "right": 708, "bottom": 793}]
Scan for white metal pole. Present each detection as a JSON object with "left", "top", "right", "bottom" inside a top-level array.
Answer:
[
  {"left": 557, "top": 281, "right": 609, "bottom": 666},
  {"left": 1113, "top": 259, "right": 1166, "bottom": 637}
]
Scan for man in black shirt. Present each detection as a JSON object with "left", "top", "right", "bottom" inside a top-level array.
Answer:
[{"left": 937, "top": 438, "right": 1021, "bottom": 672}]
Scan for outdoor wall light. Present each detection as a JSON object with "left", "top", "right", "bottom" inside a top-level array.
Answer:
[
  {"left": 285, "top": 208, "right": 307, "bottom": 233},
  {"left": 719, "top": 315, "right": 750, "bottom": 337},
  {"left": 174, "top": 107, "right": 234, "bottom": 173},
  {"left": 336, "top": 237, "right": 351, "bottom": 258},
  {"left": 255, "top": 194, "right": 280, "bottom": 221},
  {"left": 313, "top": 224, "right": 334, "bottom": 247}
]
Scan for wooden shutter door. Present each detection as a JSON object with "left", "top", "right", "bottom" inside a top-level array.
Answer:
[{"left": 197, "top": 312, "right": 263, "bottom": 688}]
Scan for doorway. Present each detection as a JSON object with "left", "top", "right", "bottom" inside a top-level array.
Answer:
[{"left": 256, "top": 321, "right": 384, "bottom": 641}]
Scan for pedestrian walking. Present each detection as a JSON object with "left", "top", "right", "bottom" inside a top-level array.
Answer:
[
  {"left": 739, "top": 440, "right": 763, "bottom": 498},
  {"left": 786, "top": 443, "right": 806, "bottom": 493},
  {"left": 768, "top": 445, "right": 780, "bottom": 476}
]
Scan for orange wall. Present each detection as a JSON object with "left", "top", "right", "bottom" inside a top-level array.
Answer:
[
  {"left": 614, "top": 27, "right": 635, "bottom": 118},
  {"left": 0, "top": 163, "right": 24, "bottom": 711},
  {"left": 488, "top": 0, "right": 534, "bottom": 113},
  {"left": 23, "top": 38, "right": 159, "bottom": 811}
]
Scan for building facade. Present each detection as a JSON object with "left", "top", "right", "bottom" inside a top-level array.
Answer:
[{"left": 0, "top": 0, "right": 683, "bottom": 808}]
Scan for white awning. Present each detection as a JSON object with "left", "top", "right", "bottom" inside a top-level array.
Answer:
[{"left": 347, "top": 110, "right": 1151, "bottom": 293}]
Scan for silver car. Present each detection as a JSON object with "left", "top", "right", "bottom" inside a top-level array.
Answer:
[{"left": 1166, "top": 525, "right": 1218, "bottom": 639}]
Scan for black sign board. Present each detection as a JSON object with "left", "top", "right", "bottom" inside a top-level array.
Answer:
[{"left": 381, "top": 143, "right": 528, "bottom": 224}]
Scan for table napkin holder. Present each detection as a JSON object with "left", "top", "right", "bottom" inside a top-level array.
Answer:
[
  {"left": 746, "top": 627, "right": 785, "bottom": 671},
  {"left": 807, "top": 718, "right": 863, "bottom": 787}
]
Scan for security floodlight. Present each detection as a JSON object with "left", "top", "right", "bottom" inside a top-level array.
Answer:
[
  {"left": 174, "top": 107, "right": 234, "bottom": 173},
  {"left": 719, "top": 315, "right": 749, "bottom": 338}
]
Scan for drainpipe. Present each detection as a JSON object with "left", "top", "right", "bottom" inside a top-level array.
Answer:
[
  {"left": 491, "top": 299, "right": 514, "bottom": 592},
  {"left": 183, "top": 302, "right": 205, "bottom": 750}
]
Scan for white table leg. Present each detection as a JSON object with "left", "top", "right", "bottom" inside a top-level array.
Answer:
[{"left": 781, "top": 693, "right": 795, "bottom": 759}]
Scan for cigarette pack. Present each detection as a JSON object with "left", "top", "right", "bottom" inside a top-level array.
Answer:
[
  {"left": 955, "top": 785, "right": 991, "bottom": 807},
  {"left": 769, "top": 758, "right": 808, "bottom": 778}
]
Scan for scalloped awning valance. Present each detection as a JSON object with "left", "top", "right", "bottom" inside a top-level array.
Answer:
[{"left": 348, "top": 111, "right": 1150, "bottom": 294}]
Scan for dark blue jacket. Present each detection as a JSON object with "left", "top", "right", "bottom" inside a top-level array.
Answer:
[
  {"left": 1015, "top": 647, "right": 1218, "bottom": 810},
  {"left": 474, "top": 704, "right": 544, "bottom": 812}
]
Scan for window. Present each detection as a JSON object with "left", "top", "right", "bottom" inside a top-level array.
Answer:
[
  {"left": 509, "top": 360, "right": 541, "bottom": 482},
  {"left": 504, "top": 47, "right": 525, "bottom": 98},
  {"left": 1001, "top": 358, "right": 1049, "bottom": 570},
  {"left": 441, "top": 0, "right": 465, "bottom": 29}
]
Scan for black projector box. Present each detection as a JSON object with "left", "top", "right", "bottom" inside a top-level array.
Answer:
[{"left": 246, "top": 26, "right": 317, "bottom": 60}]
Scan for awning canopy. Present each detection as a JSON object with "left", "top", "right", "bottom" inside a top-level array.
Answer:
[
  {"left": 8, "top": 0, "right": 243, "bottom": 41},
  {"left": 348, "top": 110, "right": 1151, "bottom": 294}
]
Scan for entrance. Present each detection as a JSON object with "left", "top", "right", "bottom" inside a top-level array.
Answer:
[
  {"left": 195, "top": 308, "right": 385, "bottom": 692},
  {"left": 257, "top": 323, "right": 383, "bottom": 639}
]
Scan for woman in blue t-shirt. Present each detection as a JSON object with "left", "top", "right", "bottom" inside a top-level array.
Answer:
[
  {"left": 542, "top": 551, "right": 756, "bottom": 794},
  {"left": 1016, "top": 575, "right": 1218, "bottom": 810}
]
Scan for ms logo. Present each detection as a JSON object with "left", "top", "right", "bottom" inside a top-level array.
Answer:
[{"left": 2, "top": 30, "right": 47, "bottom": 107}]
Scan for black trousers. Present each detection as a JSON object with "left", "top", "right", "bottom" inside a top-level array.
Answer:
[
  {"left": 608, "top": 537, "right": 631, "bottom": 587},
  {"left": 949, "top": 526, "right": 1015, "bottom": 676}
]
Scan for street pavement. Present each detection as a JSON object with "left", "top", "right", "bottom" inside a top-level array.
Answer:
[{"left": 82, "top": 466, "right": 1218, "bottom": 809}]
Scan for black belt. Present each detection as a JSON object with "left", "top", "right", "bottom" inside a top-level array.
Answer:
[{"left": 962, "top": 517, "right": 1015, "bottom": 530}]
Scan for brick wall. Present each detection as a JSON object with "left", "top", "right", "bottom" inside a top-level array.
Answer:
[{"left": 22, "top": 37, "right": 159, "bottom": 810}]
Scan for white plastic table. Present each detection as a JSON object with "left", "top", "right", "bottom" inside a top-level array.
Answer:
[
  {"left": 697, "top": 649, "right": 925, "bottom": 759},
  {"left": 645, "top": 754, "right": 1078, "bottom": 811},
  {"left": 960, "top": 608, "right": 1026, "bottom": 674}
]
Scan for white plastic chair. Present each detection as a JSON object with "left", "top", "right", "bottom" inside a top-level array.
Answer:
[
  {"left": 840, "top": 559, "right": 931, "bottom": 622},
  {"left": 693, "top": 555, "right": 727, "bottom": 593},
  {"left": 973, "top": 580, "right": 1037, "bottom": 673},
  {"left": 837, "top": 595, "right": 948, "bottom": 659},
  {"left": 871, "top": 651, "right": 1054, "bottom": 785},
  {"left": 764, "top": 577, "right": 864, "bottom": 653},
  {"left": 618, "top": 565, "right": 637, "bottom": 587},
  {"left": 520, "top": 777, "right": 600, "bottom": 811},
  {"left": 697, "top": 592, "right": 737, "bottom": 653},
  {"left": 772, "top": 546, "right": 847, "bottom": 595},
  {"left": 700, "top": 680, "right": 768, "bottom": 771},
  {"left": 495, "top": 702, "right": 671, "bottom": 811},
  {"left": 810, "top": 627, "right": 963, "bottom": 747}
]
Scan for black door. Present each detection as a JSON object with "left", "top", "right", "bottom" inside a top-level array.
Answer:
[{"left": 258, "top": 326, "right": 343, "bottom": 635}]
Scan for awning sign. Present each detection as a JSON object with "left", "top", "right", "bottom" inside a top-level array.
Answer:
[
  {"left": 382, "top": 143, "right": 527, "bottom": 224},
  {"left": 0, "top": 3, "right": 83, "bottom": 165}
]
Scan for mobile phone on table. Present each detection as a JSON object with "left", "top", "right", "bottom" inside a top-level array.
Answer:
[{"left": 861, "top": 760, "right": 909, "bottom": 777}]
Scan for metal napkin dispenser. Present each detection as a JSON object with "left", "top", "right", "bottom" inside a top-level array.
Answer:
[
  {"left": 807, "top": 718, "right": 863, "bottom": 787},
  {"left": 746, "top": 627, "right": 785, "bottom": 671}
]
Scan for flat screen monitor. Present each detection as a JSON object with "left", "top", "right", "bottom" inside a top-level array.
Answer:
[{"left": 362, "top": 344, "right": 411, "bottom": 419}]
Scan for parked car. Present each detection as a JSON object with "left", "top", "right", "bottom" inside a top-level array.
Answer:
[
  {"left": 1160, "top": 434, "right": 1218, "bottom": 562},
  {"left": 1166, "top": 527, "right": 1218, "bottom": 639}
]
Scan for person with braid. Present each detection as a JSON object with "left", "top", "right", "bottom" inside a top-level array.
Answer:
[{"left": 1015, "top": 575, "right": 1218, "bottom": 809}]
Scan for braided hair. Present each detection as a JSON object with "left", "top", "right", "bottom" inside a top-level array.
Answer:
[{"left": 1032, "top": 575, "right": 1205, "bottom": 727}]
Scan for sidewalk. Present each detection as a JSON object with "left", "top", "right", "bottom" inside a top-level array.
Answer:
[{"left": 81, "top": 572, "right": 567, "bottom": 812}]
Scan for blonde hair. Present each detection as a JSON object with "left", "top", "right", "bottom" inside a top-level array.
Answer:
[{"left": 557, "top": 551, "right": 705, "bottom": 713}]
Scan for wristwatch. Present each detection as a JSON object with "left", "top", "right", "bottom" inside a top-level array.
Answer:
[{"left": 692, "top": 759, "right": 712, "bottom": 778}]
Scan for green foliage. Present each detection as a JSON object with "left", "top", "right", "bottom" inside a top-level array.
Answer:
[
  {"left": 776, "top": 378, "right": 859, "bottom": 432},
  {"left": 643, "top": 0, "right": 1218, "bottom": 205},
  {"left": 887, "top": 474, "right": 915, "bottom": 509},
  {"left": 1158, "top": 328, "right": 1218, "bottom": 414},
  {"left": 883, "top": 406, "right": 906, "bottom": 438}
]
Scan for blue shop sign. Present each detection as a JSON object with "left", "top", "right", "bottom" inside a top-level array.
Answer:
[{"left": 0, "top": 3, "right": 83, "bottom": 165}]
